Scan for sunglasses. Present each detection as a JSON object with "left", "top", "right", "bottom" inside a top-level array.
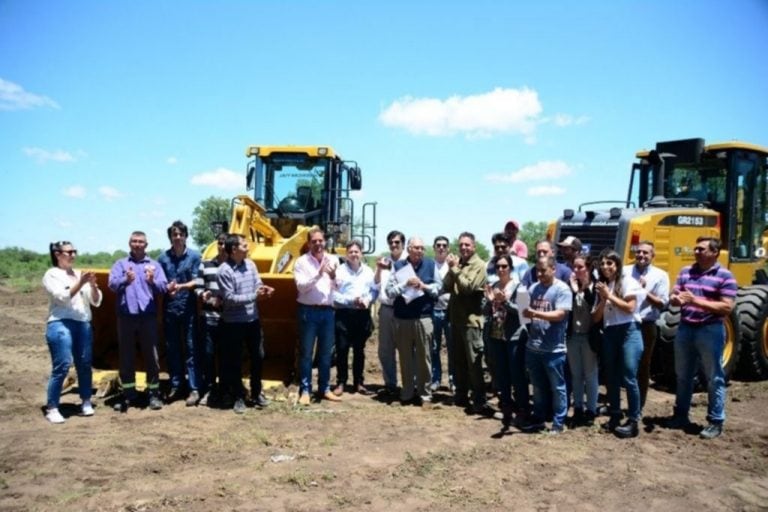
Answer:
[
  {"left": 434, "top": 243, "right": 448, "bottom": 248},
  {"left": 388, "top": 240, "right": 402, "bottom": 246},
  {"left": 494, "top": 245, "right": 507, "bottom": 251},
  {"left": 58, "top": 249, "right": 78, "bottom": 256},
  {"left": 496, "top": 264, "right": 509, "bottom": 269}
]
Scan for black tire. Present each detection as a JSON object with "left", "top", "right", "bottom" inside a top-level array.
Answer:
[
  {"left": 735, "top": 285, "right": 768, "bottom": 380},
  {"left": 651, "top": 306, "right": 680, "bottom": 388}
]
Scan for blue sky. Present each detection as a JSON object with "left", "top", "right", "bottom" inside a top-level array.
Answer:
[{"left": 2, "top": 1, "right": 767, "bottom": 256}]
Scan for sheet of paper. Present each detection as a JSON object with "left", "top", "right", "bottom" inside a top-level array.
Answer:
[
  {"left": 394, "top": 263, "right": 424, "bottom": 304},
  {"left": 515, "top": 286, "right": 531, "bottom": 325}
]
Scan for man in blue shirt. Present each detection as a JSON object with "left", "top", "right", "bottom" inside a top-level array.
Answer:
[
  {"left": 522, "top": 255, "right": 572, "bottom": 434},
  {"left": 158, "top": 220, "right": 202, "bottom": 406}
]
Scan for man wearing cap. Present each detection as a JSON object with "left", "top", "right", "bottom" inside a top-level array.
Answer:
[
  {"left": 504, "top": 220, "right": 528, "bottom": 259},
  {"left": 557, "top": 236, "right": 583, "bottom": 269}
]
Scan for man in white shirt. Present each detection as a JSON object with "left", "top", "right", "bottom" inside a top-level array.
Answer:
[
  {"left": 293, "top": 228, "right": 341, "bottom": 405},
  {"left": 624, "top": 241, "right": 669, "bottom": 407}
]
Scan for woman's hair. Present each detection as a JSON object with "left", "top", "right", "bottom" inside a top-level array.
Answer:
[
  {"left": 598, "top": 248, "right": 624, "bottom": 295},
  {"left": 48, "top": 241, "right": 71, "bottom": 267}
]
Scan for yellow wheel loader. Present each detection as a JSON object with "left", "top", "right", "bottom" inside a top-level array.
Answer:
[
  {"left": 550, "top": 138, "right": 768, "bottom": 384},
  {"left": 89, "top": 146, "right": 377, "bottom": 388}
]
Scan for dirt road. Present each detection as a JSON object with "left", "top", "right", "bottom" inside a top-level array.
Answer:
[{"left": 1, "top": 287, "right": 767, "bottom": 511}]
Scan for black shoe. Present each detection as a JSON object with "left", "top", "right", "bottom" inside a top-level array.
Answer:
[
  {"left": 149, "top": 394, "right": 163, "bottom": 410},
  {"left": 453, "top": 394, "right": 470, "bottom": 407},
  {"left": 570, "top": 408, "right": 584, "bottom": 427},
  {"left": 233, "top": 398, "right": 246, "bottom": 414},
  {"left": 519, "top": 417, "right": 546, "bottom": 433},
  {"left": 113, "top": 398, "right": 128, "bottom": 413},
  {"left": 601, "top": 415, "right": 621, "bottom": 432},
  {"left": 699, "top": 423, "right": 723, "bottom": 440},
  {"left": 472, "top": 403, "right": 495, "bottom": 417},
  {"left": 614, "top": 419, "right": 639, "bottom": 439},
  {"left": 252, "top": 393, "right": 269, "bottom": 408},
  {"left": 583, "top": 410, "right": 596, "bottom": 427},
  {"left": 167, "top": 387, "right": 186, "bottom": 403},
  {"left": 664, "top": 415, "right": 691, "bottom": 430}
]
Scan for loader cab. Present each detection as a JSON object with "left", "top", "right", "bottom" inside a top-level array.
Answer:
[
  {"left": 245, "top": 146, "right": 376, "bottom": 254},
  {"left": 629, "top": 138, "right": 768, "bottom": 273}
]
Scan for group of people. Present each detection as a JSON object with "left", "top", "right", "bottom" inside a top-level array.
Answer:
[{"left": 42, "top": 220, "right": 736, "bottom": 441}]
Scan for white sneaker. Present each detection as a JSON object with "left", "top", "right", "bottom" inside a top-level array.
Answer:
[
  {"left": 46, "top": 408, "right": 66, "bottom": 424},
  {"left": 81, "top": 401, "right": 95, "bottom": 416}
]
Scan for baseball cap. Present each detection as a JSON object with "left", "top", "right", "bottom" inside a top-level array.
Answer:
[{"left": 557, "top": 236, "right": 582, "bottom": 251}]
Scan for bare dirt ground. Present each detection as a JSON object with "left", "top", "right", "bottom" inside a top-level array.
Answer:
[{"left": 1, "top": 286, "right": 767, "bottom": 512}]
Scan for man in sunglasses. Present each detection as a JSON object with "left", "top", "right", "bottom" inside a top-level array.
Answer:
[
  {"left": 667, "top": 237, "right": 737, "bottom": 439},
  {"left": 374, "top": 230, "right": 406, "bottom": 396},
  {"left": 429, "top": 236, "right": 453, "bottom": 392}
]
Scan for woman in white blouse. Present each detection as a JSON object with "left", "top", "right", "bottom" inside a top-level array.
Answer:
[
  {"left": 592, "top": 249, "right": 643, "bottom": 439},
  {"left": 42, "top": 241, "right": 102, "bottom": 423}
]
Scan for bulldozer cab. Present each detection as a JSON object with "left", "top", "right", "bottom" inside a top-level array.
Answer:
[
  {"left": 629, "top": 138, "right": 768, "bottom": 280},
  {"left": 244, "top": 146, "right": 376, "bottom": 254}
]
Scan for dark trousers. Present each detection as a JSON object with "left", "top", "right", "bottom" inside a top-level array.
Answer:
[
  {"left": 334, "top": 308, "right": 373, "bottom": 386},
  {"left": 117, "top": 314, "right": 160, "bottom": 394},
  {"left": 201, "top": 319, "right": 222, "bottom": 395},
  {"left": 220, "top": 320, "right": 263, "bottom": 399}
]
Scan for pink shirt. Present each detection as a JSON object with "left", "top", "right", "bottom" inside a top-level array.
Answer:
[
  {"left": 294, "top": 252, "right": 336, "bottom": 306},
  {"left": 511, "top": 239, "right": 528, "bottom": 259}
]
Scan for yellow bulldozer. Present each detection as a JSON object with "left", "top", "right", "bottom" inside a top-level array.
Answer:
[
  {"left": 549, "top": 137, "right": 768, "bottom": 384},
  {"left": 89, "top": 145, "right": 377, "bottom": 386}
]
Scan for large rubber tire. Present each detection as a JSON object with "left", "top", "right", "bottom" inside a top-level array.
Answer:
[
  {"left": 652, "top": 305, "right": 740, "bottom": 388},
  {"left": 735, "top": 285, "right": 768, "bottom": 380},
  {"left": 651, "top": 306, "right": 680, "bottom": 388}
]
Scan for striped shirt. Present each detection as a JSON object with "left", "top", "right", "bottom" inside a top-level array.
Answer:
[
  {"left": 217, "top": 258, "right": 264, "bottom": 323},
  {"left": 195, "top": 258, "right": 224, "bottom": 324},
  {"left": 673, "top": 263, "right": 737, "bottom": 325}
]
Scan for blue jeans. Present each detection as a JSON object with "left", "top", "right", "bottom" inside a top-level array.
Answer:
[
  {"left": 567, "top": 333, "right": 599, "bottom": 414},
  {"left": 430, "top": 309, "right": 453, "bottom": 385},
  {"left": 526, "top": 350, "right": 567, "bottom": 429},
  {"left": 602, "top": 322, "right": 643, "bottom": 421},
  {"left": 674, "top": 322, "right": 726, "bottom": 423},
  {"left": 298, "top": 305, "right": 335, "bottom": 394},
  {"left": 45, "top": 319, "right": 93, "bottom": 408},
  {"left": 164, "top": 310, "right": 201, "bottom": 391}
]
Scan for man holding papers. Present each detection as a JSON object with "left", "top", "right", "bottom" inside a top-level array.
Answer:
[{"left": 385, "top": 236, "right": 442, "bottom": 405}]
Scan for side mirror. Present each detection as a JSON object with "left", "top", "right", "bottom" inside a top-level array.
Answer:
[{"left": 349, "top": 166, "right": 362, "bottom": 190}]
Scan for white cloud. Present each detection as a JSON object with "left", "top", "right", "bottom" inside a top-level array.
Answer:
[
  {"left": 62, "top": 185, "right": 87, "bottom": 198},
  {"left": 484, "top": 160, "right": 572, "bottom": 183},
  {"left": 167, "top": 156, "right": 178, "bottom": 165},
  {"left": 0, "top": 78, "right": 60, "bottom": 111},
  {"left": 54, "top": 218, "right": 73, "bottom": 228},
  {"left": 190, "top": 167, "right": 243, "bottom": 190},
  {"left": 379, "top": 87, "right": 542, "bottom": 138},
  {"left": 99, "top": 186, "right": 123, "bottom": 201},
  {"left": 552, "top": 114, "right": 590, "bottom": 127},
  {"left": 527, "top": 186, "right": 566, "bottom": 196},
  {"left": 23, "top": 147, "right": 76, "bottom": 164}
]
